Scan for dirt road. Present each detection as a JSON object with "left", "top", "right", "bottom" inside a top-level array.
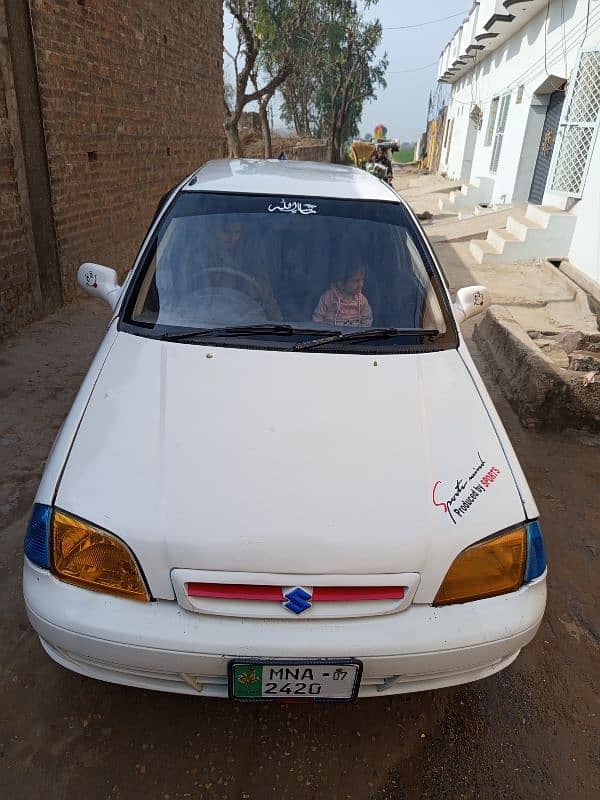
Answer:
[{"left": 1, "top": 294, "right": 598, "bottom": 799}]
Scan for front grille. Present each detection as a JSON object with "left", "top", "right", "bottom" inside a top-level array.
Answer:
[{"left": 171, "top": 570, "right": 420, "bottom": 620}]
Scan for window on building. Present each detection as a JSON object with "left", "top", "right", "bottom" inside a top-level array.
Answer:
[
  {"left": 516, "top": 85, "right": 524, "bottom": 104},
  {"left": 446, "top": 119, "right": 454, "bottom": 153},
  {"left": 484, "top": 97, "right": 499, "bottom": 147},
  {"left": 490, "top": 93, "right": 511, "bottom": 174},
  {"left": 550, "top": 48, "right": 600, "bottom": 198},
  {"left": 443, "top": 118, "right": 451, "bottom": 149}
]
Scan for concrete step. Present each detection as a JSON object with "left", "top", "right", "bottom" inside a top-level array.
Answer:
[
  {"left": 458, "top": 204, "right": 503, "bottom": 220},
  {"left": 525, "top": 204, "right": 568, "bottom": 227},
  {"left": 427, "top": 207, "right": 519, "bottom": 244},
  {"left": 473, "top": 204, "right": 494, "bottom": 216},
  {"left": 471, "top": 203, "right": 578, "bottom": 264},
  {"left": 469, "top": 239, "right": 502, "bottom": 263},
  {"left": 487, "top": 228, "right": 521, "bottom": 251},
  {"left": 506, "top": 213, "right": 543, "bottom": 240},
  {"left": 438, "top": 175, "right": 495, "bottom": 211},
  {"left": 471, "top": 177, "right": 495, "bottom": 193}
]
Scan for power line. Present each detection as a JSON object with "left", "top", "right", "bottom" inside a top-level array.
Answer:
[
  {"left": 582, "top": 0, "right": 592, "bottom": 46},
  {"left": 445, "top": 4, "right": 600, "bottom": 107},
  {"left": 389, "top": 61, "right": 438, "bottom": 74},
  {"left": 383, "top": 10, "right": 468, "bottom": 31}
]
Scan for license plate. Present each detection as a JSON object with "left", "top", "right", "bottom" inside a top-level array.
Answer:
[{"left": 228, "top": 658, "right": 362, "bottom": 702}]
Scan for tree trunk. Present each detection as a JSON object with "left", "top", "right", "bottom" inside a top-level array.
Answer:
[
  {"left": 328, "top": 108, "right": 342, "bottom": 163},
  {"left": 284, "top": 83, "right": 303, "bottom": 136},
  {"left": 301, "top": 103, "right": 311, "bottom": 137},
  {"left": 294, "top": 110, "right": 304, "bottom": 137},
  {"left": 224, "top": 117, "right": 243, "bottom": 158},
  {"left": 335, "top": 128, "right": 345, "bottom": 163},
  {"left": 258, "top": 102, "right": 272, "bottom": 158},
  {"left": 328, "top": 134, "right": 338, "bottom": 163}
]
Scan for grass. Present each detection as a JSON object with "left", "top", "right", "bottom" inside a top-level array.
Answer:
[{"left": 392, "top": 148, "right": 414, "bottom": 164}]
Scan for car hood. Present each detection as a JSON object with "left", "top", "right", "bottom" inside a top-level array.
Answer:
[{"left": 56, "top": 333, "right": 528, "bottom": 600}]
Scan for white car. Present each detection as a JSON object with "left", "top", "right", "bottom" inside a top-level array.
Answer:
[{"left": 23, "top": 160, "right": 547, "bottom": 701}]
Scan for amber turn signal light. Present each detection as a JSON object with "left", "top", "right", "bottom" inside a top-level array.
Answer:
[
  {"left": 51, "top": 510, "right": 149, "bottom": 601},
  {"left": 433, "top": 527, "right": 527, "bottom": 606}
]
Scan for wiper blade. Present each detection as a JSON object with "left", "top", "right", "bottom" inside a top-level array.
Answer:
[
  {"left": 293, "top": 327, "right": 440, "bottom": 351},
  {"left": 161, "top": 324, "right": 334, "bottom": 342}
]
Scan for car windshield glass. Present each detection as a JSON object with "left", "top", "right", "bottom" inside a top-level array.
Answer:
[{"left": 124, "top": 192, "right": 452, "bottom": 350}]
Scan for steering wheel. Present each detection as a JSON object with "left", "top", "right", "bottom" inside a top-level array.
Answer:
[{"left": 198, "top": 267, "right": 264, "bottom": 298}]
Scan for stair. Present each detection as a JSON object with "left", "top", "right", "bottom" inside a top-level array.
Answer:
[
  {"left": 458, "top": 203, "right": 511, "bottom": 221},
  {"left": 438, "top": 177, "right": 494, "bottom": 212},
  {"left": 469, "top": 205, "right": 577, "bottom": 265}
]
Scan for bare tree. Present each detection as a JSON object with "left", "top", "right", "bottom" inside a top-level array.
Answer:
[
  {"left": 250, "top": 73, "right": 276, "bottom": 157},
  {"left": 224, "top": 1, "right": 312, "bottom": 158}
]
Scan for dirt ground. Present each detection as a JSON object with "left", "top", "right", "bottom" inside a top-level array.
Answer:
[{"left": 1, "top": 199, "right": 599, "bottom": 798}]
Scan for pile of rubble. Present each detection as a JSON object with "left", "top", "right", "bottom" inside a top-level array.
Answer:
[
  {"left": 474, "top": 308, "right": 600, "bottom": 430},
  {"left": 239, "top": 131, "right": 327, "bottom": 161},
  {"left": 531, "top": 330, "right": 599, "bottom": 384}
]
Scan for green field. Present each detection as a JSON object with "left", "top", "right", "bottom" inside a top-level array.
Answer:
[{"left": 392, "top": 148, "right": 414, "bottom": 164}]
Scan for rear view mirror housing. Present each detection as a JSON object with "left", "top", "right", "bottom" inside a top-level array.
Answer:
[
  {"left": 78, "top": 263, "right": 122, "bottom": 311},
  {"left": 453, "top": 285, "right": 490, "bottom": 324}
]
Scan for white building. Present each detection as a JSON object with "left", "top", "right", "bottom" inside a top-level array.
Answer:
[{"left": 437, "top": 0, "right": 600, "bottom": 286}]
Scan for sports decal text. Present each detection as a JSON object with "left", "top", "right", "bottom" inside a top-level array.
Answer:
[{"left": 432, "top": 452, "right": 501, "bottom": 525}]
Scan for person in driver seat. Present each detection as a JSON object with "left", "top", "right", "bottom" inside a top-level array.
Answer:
[
  {"left": 196, "top": 218, "right": 281, "bottom": 321},
  {"left": 312, "top": 260, "right": 373, "bottom": 327}
]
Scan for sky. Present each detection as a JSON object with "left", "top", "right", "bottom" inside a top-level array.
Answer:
[{"left": 223, "top": 0, "right": 471, "bottom": 143}]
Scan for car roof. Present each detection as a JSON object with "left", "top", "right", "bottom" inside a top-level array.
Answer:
[{"left": 183, "top": 158, "right": 400, "bottom": 203}]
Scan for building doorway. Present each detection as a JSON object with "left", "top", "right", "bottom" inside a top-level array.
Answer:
[
  {"left": 529, "top": 90, "right": 565, "bottom": 204},
  {"left": 461, "top": 108, "right": 480, "bottom": 183}
]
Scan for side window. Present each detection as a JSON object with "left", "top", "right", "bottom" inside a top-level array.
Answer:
[
  {"left": 490, "top": 93, "right": 511, "bottom": 174},
  {"left": 404, "top": 233, "right": 446, "bottom": 332},
  {"left": 484, "top": 97, "right": 499, "bottom": 147}
]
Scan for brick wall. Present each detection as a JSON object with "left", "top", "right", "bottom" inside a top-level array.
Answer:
[
  {"left": 0, "top": 5, "right": 36, "bottom": 337},
  {"left": 0, "top": 0, "right": 224, "bottom": 336},
  {"left": 0, "top": 79, "right": 32, "bottom": 335}
]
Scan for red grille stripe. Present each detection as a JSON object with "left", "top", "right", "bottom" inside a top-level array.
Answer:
[
  {"left": 313, "top": 586, "right": 405, "bottom": 601},
  {"left": 187, "top": 583, "right": 281, "bottom": 601},
  {"left": 187, "top": 583, "right": 405, "bottom": 602}
]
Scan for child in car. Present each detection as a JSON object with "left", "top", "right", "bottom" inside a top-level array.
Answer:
[{"left": 312, "top": 262, "right": 373, "bottom": 327}]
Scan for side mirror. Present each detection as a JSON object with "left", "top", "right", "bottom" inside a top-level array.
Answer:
[
  {"left": 453, "top": 285, "right": 491, "bottom": 324},
  {"left": 77, "top": 263, "right": 122, "bottom": 311}
]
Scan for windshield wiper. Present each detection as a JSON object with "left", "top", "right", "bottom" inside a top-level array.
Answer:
[
  {"left": 161, "top": 324, "right": 335, "bottom": 343},
  {"left": 293, "top": 327, "right": 440, "bottom": 351}
]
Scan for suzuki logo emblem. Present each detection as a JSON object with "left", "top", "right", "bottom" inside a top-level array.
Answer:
[{"left": 283, "top": 586, "right": 312, "bottom": 615}]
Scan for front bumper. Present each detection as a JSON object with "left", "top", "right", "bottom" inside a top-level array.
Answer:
[{"left": 24, "top": 559, "right": 546, "bottom": 698}]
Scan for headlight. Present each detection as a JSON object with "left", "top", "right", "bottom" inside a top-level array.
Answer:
[
  {"left": 51, "top": 510, "right": 150, "bottom": 601},
  {"left": 434, "top": 527, "right": 527, "bottom": 606}
]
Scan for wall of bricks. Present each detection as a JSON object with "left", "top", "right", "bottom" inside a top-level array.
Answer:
[
  {"left": 0, "top": 0, "right": 224, "bottom": 337},
  {"left": 0, "top": 5, "right": 36, "bottom": 337}
]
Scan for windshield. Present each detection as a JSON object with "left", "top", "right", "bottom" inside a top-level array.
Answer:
[{"left": 122, "top": 192, "right": 455, "bottom": 352}]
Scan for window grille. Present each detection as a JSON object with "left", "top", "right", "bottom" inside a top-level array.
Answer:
[
  {"left": 490, "top": 93, "right": 511, "bottom": 174},
  {"left": 550, "top": 48, "right": 600, "bottom": 198},
  {"left": 484, "top": 97, "right": 499, "bottom": 147}
]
